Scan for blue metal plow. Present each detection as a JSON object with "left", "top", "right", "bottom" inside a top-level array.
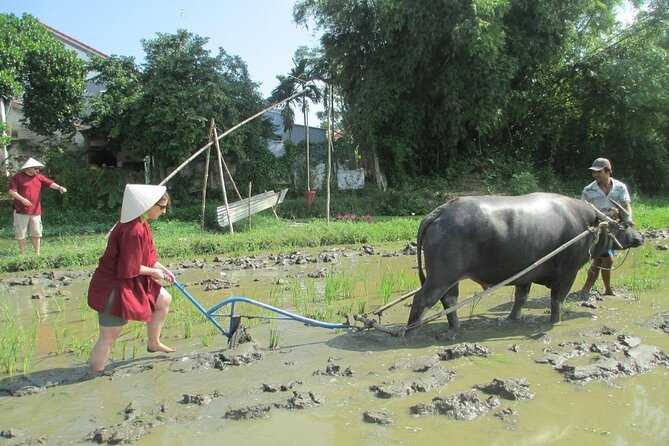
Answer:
[{"left": 172, "top": 280, "right": 351, "bottom": 345}]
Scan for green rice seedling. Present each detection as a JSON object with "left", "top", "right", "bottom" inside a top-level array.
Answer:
[
  {"left": 54, "top": 327, "right": 71, "bottom": 355},
  {"left": 0, "top": 303, "right": 10, "bottom": 321},
  {"left": 357, "top": 299, "right": 367, "bottom": 314},
  {"left": 184, "top": 319, "right": 193, "bottom": 339},
  {"left": 379, "top": 270, "right": 395, "bottom": 305},
  {"left": 51, "top": 295, "right": 66, "bottom": 313},
  {"left": 305, "top": 280, "right": 317, "bottom": 303},
  {"left": 71, "top": 335, "right": 93, "bottom": 359},
  {"left": 324, "top": 272, "right": 339, "bottom": 305},
  {"left": 289, "top": 280, "right": 305, "bottom": 309},
  {"left": 337, "top": 302, "right": 353, "bottom": 317},
  {"left": 468, "top": 295, "right": 485, "bottom": 319},
  {"left": 80, "top": 297, "right": 89, "bottom": 321},
  {"left": 121, "top": 341, "right": 127, "bottom": 360},
  {"left": 202, "top": 331, "right": 212, "bottom": 348},
  {"left": 341, "top": 273, "right": 354, "bottom": 299},
  {"left": 269, "top": 282, "right": 285, "bottom": 307},
  {"left": 269, "top": 327, "right": 280, "bottom": 350},
  {"left": 132, "top": 344, "right": 137, "bottom": 359},
  {"left": 395, "top": 271, "right": 409, "bottom": 292},
  {"left": 21, "top": 325, "right": 37, "bottom": 373}
]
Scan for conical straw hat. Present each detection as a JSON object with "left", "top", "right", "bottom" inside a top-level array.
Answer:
[
  {"left": 21, "top": 157, "right": 45, "bottom": 170},
  {"left": 119, "top": 184, "right": 167, "bottom": 223}
]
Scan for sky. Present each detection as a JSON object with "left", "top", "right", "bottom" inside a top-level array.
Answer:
[{"left": 2, "top": 0, "right": 322, "bottom": 124}]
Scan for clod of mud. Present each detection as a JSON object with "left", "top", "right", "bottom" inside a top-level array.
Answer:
[
  {"left": 225, "top": 391, "right": 325, "bottom": 420},
  {"left": 362, "top": 411, "right": 393, "bottom": 425},
  {"left": 262, "top": 381, "right": 302, "bottom": 392},
  {"left": 166, "top": 343, "right": 262, "bottom": 373},
  {"left": 389, "top": 355, "right": 440, "bottom": 372},
  {"left": 4, "top": 271, "right": 84, "bottom": 290},
  {"left": 369, "top": 367, "right": 455, "bottom": 398},
  {"left": 410, "top": 390, "right": 501, "bottom": 421},
  {"left": 313, "top": 363, "right": 354, "bottom": 376},
  {"left": 213, "top": 344, "right": 263, "bottom": 369},
  {"left": 224, "top": 403, "right": 273, "bottom": 420},
  {"left": 495, "top": 407, "right": 519, "bottom": 423},
  {"left": 185, "top": 278, "right": 240, "bottom": 291},
  {"left": 644, "top": 229, "right": 669, "bottom": 240},
  {"left": 641, "top": 312, "right": 669, "bottom": 335},
  {"left": 437, "top": 343, "right": 493, "bottom": 360},
  {"left": 1, "top": 429, "right": 19, "bottom": 438},
  {"left": 277, "top": 390, "right": 325, "bottom": 409},
  {"left": 401, "top": 242, "right": 417, "bottom": 256},
  {"left": 181, "top": 390, "right": 223, "bottom": 406},
  {"left": 87, "top": 405, "right": 166, "bottom": 444},
  {"left": 475, "top": 378, "right": 535, "bottom": 400},
  {"left": 533, "top": 327, "right": 669, "bottom": 383}
]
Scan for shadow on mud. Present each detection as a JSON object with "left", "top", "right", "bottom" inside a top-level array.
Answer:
[
  {"left": 326, "top": 305, "right": 593, "bottom": 352},
  {"left": 0, "top": 355, "right": 175, "bottom": 397}
]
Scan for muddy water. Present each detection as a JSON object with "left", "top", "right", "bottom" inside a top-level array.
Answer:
[{"left": 1, "top": 242, "right": 669, "bottom": 445}]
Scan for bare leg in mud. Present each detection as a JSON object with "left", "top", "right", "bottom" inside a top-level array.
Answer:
[
  {"left": 89, "top": 325, "right": 124, "bottom": 372},
  {"left": 147, "top": 288, "right": 176, "bottom": 353}
]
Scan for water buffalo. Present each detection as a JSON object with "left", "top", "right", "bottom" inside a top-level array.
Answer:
[{"left": 407, "top": 192, "right": 644, "bottom": 328}]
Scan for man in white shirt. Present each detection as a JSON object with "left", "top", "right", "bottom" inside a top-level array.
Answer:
[{"left": 579, "top": 158, "right": 633, "bottom": 297}]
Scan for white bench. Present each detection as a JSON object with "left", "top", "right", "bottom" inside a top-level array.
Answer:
[{"left": 217, "top": 189, "right": 288, "bottom": 229}]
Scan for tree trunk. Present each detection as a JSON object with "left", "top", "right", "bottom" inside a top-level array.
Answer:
[
  {"left": 0, "top": 98, "right": 9, "bottom": 177},
  {"left": 373, "top": 149, "right": 387, "bottom": 192}
]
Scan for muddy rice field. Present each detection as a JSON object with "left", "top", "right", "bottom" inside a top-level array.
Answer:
[{"left": 1, "top": 231, "right": 669, "bottom": 445}]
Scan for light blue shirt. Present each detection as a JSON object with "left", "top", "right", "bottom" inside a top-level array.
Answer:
[{"left": 581, "top": 178, "right": 631, "bottom": 211}]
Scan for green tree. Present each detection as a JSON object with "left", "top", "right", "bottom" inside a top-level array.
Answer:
[
  {"left": 0, "top": 13, "right": 85, "bottom": 138},
  {"left": 86, "top": 30, "right": 275, "bottom": 188},
  {"left": 269, "top": 47, "right": 323, "bottom": 139},
  {"left": 295, "top": 0, "right": 669, "bottom": 192}
]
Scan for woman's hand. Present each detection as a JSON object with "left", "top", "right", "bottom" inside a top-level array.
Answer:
[{"left": 161, "top": 269, "right": 176, "bottom": 284}]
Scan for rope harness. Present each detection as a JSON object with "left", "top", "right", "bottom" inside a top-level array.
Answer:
[{"left": 587, "top": 220, "right": 632, "bottom": 271}]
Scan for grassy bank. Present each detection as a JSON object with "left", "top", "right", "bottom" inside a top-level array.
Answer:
[
  {"left": 0, "top": 194, "right": 666, "bottom": 274},
  {"left": 0, "top": 215, "right": 419, "bottom": 273}
]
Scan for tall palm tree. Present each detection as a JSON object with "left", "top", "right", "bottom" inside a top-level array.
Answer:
[
  {"left": 269, "top": 51, "right": 322, "bottom": 140},
  {"left": 270, "top": 49, "right": 322, "bottom": 191}
]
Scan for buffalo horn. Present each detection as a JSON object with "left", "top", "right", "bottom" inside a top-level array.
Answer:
[
  {"left": 590, "top": 203, "right": 613, "bottom": 223},
  {"left": 608, "top": 198, "right": 631, "bottom": 222}
]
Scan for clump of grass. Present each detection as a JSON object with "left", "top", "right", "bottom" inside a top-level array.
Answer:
[
  {"left": 379, "top": 270, "right": 395, "bottom": 305},
  {"left": 268, "top": 327, "right": 280, "bottom": 350},
  {"left": 0, "top": 306, "right": 37, "bottom": 375}
]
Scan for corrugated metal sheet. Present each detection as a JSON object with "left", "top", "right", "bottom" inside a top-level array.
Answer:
[{"left": 217, "top": 189, "right": 288, "bottom": 229}]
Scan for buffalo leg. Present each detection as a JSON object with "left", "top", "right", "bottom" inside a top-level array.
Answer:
[
  {"left": 549, "top": 282, "right": 573, "bottom": 323},
  {"left": 440, "top": 283, "right": 460, "bottom": 327},
  {"left": 407, "top": 281, "right": 456, "bottom": 326},
  {"left": 508, "top": 284, "right": 531, "bottom": 320}
]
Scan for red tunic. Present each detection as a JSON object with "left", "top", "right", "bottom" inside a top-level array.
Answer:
[
  {"left": 8, "top": 172, "right": 54, "bottom": 215},
  {"left": 87, "top": 218, "right": 161, "bottom": 322}
]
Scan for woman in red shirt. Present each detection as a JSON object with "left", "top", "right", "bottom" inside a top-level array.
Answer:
[
  {"left": 7, "top": 157, "right": 67, "bottom": 255},
  {"left": 88, "top": 184, "right": 176, "bottom": 372}
]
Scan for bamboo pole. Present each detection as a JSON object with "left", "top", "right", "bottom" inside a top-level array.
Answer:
[
  {"left": 213, "top": 125, "right": 233, "bottom": 233},
  {"left": 219, "top": 145, "right": 242, "bottom": 201},
  {"left": 247, "top": 182, "right": 252, "bottom": 231},
  {"left": 326, "top": 83, "right": 333, "bottom": 223},
  {"left": 159, "top": 90, "right": 305, "bottom": 187},
  {"left": 200, "top": 119, "right": 215, "bottom": 230}
]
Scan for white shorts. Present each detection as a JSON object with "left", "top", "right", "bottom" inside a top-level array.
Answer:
[{"left": 13, "top": 212, "right": 43, "bottom": 239}]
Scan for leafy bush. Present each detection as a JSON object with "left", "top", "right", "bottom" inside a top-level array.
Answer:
[{"left": 508, "top": 171, "right": 539, "bottom": 195}]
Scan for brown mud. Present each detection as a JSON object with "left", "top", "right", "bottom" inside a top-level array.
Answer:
[{"left": 1, "top": 232, "right": 669, "bottom": 445}]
